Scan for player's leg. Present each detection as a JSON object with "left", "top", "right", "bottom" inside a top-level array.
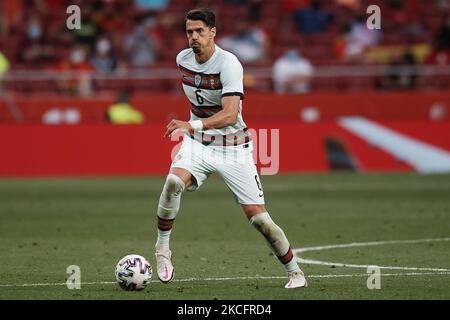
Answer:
[
  {"left": 217, "top": 155, "right": 307, "bottom": 288},
  {"left": 155, "top": 167, "right": 193, "bottom": 283},
  {"left": 242, "top": 204, "right": 307, "bottom": 289},
  {"left": 155, "top": 136, "right": 213, "bottom": 283},
  {"left": 156, "top": 167, "right": 192, "bottom": 249}
]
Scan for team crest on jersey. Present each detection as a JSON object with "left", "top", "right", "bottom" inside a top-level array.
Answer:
[{"left": 194, "top": 74, "right": 202, "bottom": 87}]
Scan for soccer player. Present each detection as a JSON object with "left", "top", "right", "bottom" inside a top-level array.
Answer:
[{"left": 154, "top": 8, "right": 307, "bottom": 289}]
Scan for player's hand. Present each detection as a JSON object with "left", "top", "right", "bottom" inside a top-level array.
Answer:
[{"left": 164, "top": 120, "right": 193, "bottom": 138}]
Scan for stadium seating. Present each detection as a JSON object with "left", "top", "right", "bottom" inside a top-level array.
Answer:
[{"left": 0, "top": 0, "right": 448, "bottom": 96}]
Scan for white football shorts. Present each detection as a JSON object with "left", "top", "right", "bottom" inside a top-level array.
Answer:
[{"left": 170, "top": 135, "right": 265, "bottom": 205}]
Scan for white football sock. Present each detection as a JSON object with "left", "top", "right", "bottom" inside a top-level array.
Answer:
[
  {"left": 250, "top": 212, "right": 301, "bottom": 273},
  {"left": 156, "top": 174, "right": 185, "bottom": 249},
  {"left": 156, "top": 229, "right": 171, "bottom": 249}
]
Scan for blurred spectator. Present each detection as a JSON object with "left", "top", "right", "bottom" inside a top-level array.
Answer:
[
  {"left": 434, "top": 15, "right": 450, "bottom": 49},
  {"left": 122, "top": 18, "right": 158, "bottom": 68},
  {"left": 0, "top": 0, "right": 23, "bottom": 37},
  {"left": 19, "top": 15, "right": 54, "bottom": 66},
  {"left": 281, "top": 0, "right": 311, "bottom": 14},
  {"left": 292, "top": 0, "right": 333, "bottom": 34},
  {"left": 0, "top": 51, "right": 10, "bottom": 95},
  {"left": 333, "top": 23, "right": 351, "bottom": 61},
  {"left": 335, "top": 0, "right": 361, "bottom": 11},
  {"left": 377, "top": 49, "right": 418, "bottom": 90},
  {"left": 218, "top": 19, "right": 269, "bottom": 64},
  {"left": 91, "top": 36, "right": 117, "bottom": 73},
  {"left": 26, "top": 15, "right": 43, "bottom": 41},
  {"left": 384, "top": 0, "right": 425, "bottom": 38},
  {"left": 272, "top": 46, "right": 314, "bottom": 94},
  {"left": 435, "top": 0, "right": 449, "bottom": 10},
  {"left": 73, "top": 4, "right": 100, "bottom": 47},
  {"left": 386, "top": 0, "right": 410, "bottom": 26},
  {"left": 248, "top": 0, "right": 264, "bottom": 23},
  {"left": 95, "top": 1, "right": 129, "bottom": 35},
  {"left": 425, "top": 15, "right": 450, "bottom": 65},
  {"left": 341, "top": 16, "right": 381, "bottom": 62},
  {"left": 224, "top": 0, "right": 263, "bottom": 22},
  {"left": 135, "top": 0, "right": 170, "bottom": 11},
  {"left": 0, "top": 52, "right": 10, "bottom": 78},
  {"left": 106, "top": 90, "right": 145, "bottom": 124},
  {"left": 149, "top": 12, "right": 180, "bottom": 62},
  {"left": 52, "top": 44, "right": 94, "bottom": 96}
]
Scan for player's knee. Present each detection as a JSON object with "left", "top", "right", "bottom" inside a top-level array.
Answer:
[
  {"left": 158, "top": 174, "right": 184, "bottom": 219},
  {"left": 250, "top": 212, "right": 278, "bottom": 236},
  {"left": 163, "top": 173, "right": 185, "bottom": 197}
]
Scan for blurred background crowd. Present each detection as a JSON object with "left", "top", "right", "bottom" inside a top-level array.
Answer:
[{"left": 0, "top": 0, "right": 449, "bottom": 96}]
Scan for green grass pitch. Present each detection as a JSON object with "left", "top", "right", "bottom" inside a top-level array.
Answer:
[{"left": 0, "top": 173, "right": 449, "bottom": 300}]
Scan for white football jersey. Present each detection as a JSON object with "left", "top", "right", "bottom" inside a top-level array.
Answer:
[{"left": 176, "top": 45, "right": 249, "bottom": 143}]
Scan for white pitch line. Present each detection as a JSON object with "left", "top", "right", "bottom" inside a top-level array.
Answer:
[
  {"left": 293, "top": 238, "right": 450, "bottom": 272},
  {"left": 0, "top": 281, "right": 117, "bottom": 288},
  {"left": 298, "top": 259, "right": 450, "bottom": 272},
  {"left": 1, "top": 272, "right": 450, "bottom": 288},
  {"left": 294, "top": 237, "right": 450, "bottom": 253},
  {"left": 1, "top": 238, "right": 449, "bottom": 289}
]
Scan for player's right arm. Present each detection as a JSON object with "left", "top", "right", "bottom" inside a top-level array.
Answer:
[{"left": 198, "top": 95, "right": 240, "bottom": 129}]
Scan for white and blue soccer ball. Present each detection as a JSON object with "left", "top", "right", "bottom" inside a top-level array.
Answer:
[{"left": 115, "top": 254, "right": 152, "bottom": 291}]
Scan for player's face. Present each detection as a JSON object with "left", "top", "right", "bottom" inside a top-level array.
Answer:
[{"left": 186, "top": 20, "right": 216, "bottom": 55}]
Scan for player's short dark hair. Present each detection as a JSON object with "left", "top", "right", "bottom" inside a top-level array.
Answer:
[{"left": 185, "top": 8, "right": 216, "bottom": 29}]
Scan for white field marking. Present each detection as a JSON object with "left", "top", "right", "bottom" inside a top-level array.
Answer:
[
  {"left": 293, "top": 238, "right": 450, "bottom": 272},
  {"left": 1, "top": 272, "right": 450, "bottom": 288},
  {"left": 261, "top": 182, "right": 450, "bottom": 192},
  {"left": 338, "top": 116, "right": 450, "bottom": 173},
  {"left": 1, "top": 238, "right": 449, "bottom": 289}
]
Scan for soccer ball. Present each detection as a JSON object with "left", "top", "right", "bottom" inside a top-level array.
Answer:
[{"left": 115, "top": 254, "right": 152, "bottom": 291}]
